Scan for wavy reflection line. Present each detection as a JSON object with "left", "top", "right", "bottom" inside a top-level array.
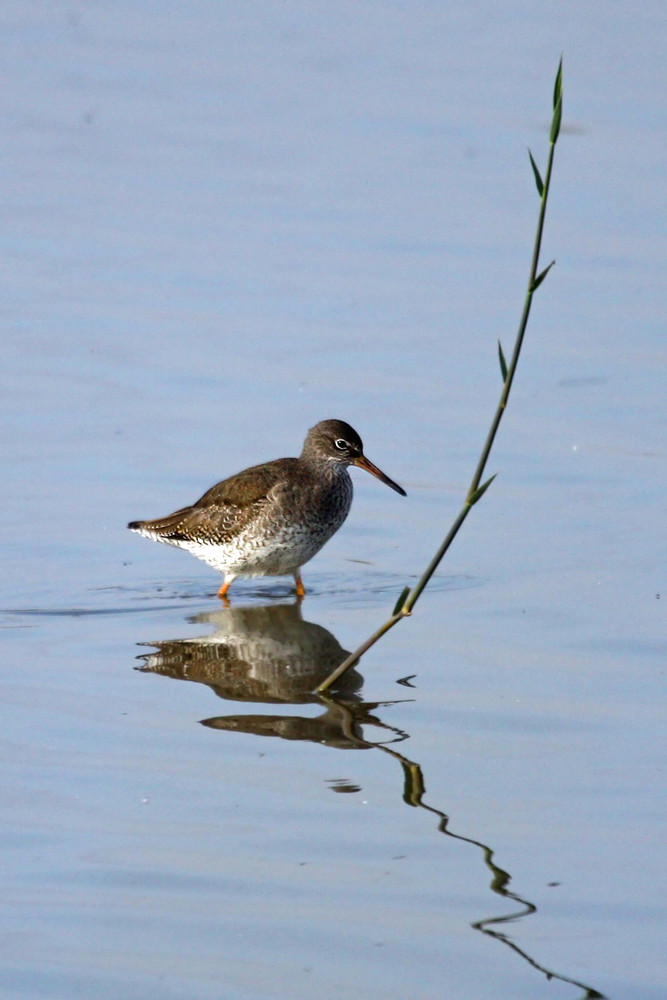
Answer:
[{"left": 324, "top": 694, "right": 605, "bottom": 1000}]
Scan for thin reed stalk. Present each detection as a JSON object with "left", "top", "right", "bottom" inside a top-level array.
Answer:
[{"left": 317, "top": 60, "right": 563, "bottom": 694}]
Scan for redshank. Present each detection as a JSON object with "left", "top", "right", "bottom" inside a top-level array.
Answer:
[{"left": 128, "top": 419, "right": 406, "bottom": 599}]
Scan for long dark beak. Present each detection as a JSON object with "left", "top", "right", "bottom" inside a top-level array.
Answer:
[{"left": 354, "top": 455, "right": 407, "bottom": 496}]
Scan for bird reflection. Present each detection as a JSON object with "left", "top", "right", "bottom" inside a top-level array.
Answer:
[{"left": 135, "top": 602, "right": 408, "bottom": 749}]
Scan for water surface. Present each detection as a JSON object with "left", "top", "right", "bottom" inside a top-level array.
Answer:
[{"left": 1, "top": 3, "right": 665, "bottom": 998}]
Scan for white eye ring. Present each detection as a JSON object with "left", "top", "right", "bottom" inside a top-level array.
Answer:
[{"left": 334, "top": 439, "right": 348, "bottom": 451}]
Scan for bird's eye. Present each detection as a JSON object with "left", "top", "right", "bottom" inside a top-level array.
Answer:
[{"left": 334, "top": 439, "right": 348, "bottom": 451}]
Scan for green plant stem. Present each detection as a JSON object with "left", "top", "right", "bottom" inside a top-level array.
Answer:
[{"left": 316, "top": 61, "right": 563, "bottom": 694}]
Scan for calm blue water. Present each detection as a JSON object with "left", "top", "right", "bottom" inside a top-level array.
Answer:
[{"left": 1, "top": 3, "right": 665, "bottom": 998}]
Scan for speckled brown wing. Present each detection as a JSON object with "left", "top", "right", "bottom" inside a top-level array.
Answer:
[{"left": 129, "top": 458, "right": 299, "bottom": 544}]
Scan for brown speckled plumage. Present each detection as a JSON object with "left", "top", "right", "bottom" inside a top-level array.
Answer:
[{"left": 128, "top": 419, "right": 406, "bottom": 599}]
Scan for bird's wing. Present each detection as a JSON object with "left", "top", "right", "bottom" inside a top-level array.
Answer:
[
  {"left": 192, "top": 458, "right": 298, "bottom": 508},
  {"left": 131, "top": 458, "right": 299, "bottom": 544}
]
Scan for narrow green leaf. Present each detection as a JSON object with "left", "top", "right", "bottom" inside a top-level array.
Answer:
[
  {"left": 392, "top": 585, "right": 411, "bottom": 616},
  {"left": 467, "top": 473, "right": 497, "bottom": 507},
  {"left": 553, "top": 57, "right": 563, "bottom": 110},
  {"left": 498, "top": 340, "right": 508, "bottom": 381},
  {"left": 550, "top": 95, "right": 562, "bottom": 145},
  {"left": 531, "top": 259, "right": 555, "bottom": 291},
  {"left": 528, "top": 149, "right": 544, "bottom": 197},
  {"left": 550, "top": 59, "right": 563, "bottom": 144}
]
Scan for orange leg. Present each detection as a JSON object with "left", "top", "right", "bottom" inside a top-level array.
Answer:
[
  {"left": 294, "top": 572, "right": 306, "bottom": 598},
  {"left": 217, "top": 579, "right": 231, "bottom": 601}
]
